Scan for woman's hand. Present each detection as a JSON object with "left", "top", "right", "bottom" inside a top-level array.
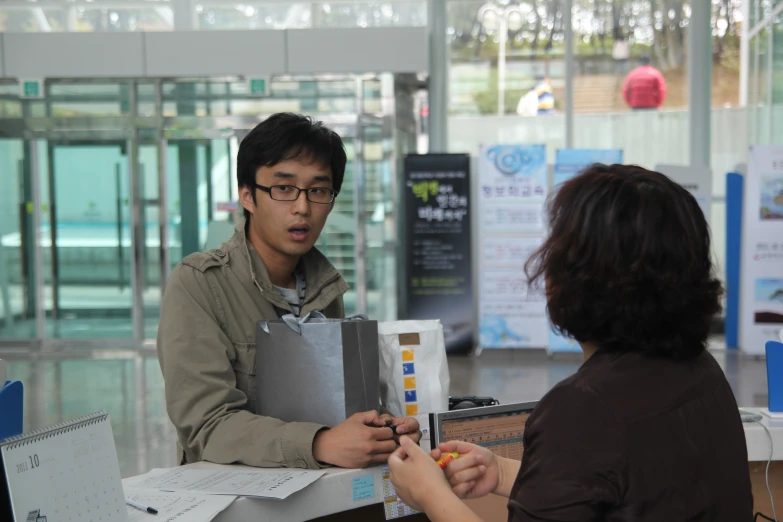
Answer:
[
  {"left": 430, "top": 441, "right": 500, "bottom": 499},
  {"left": 388, "top": 436, "right": 454, "bottom": 512}
]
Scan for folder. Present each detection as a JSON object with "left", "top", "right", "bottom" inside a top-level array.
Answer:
[
  {"left": 0, "top": 379, "right": 23, "bottom": 441},
  {"left": 767, "top": 341, "right": 783, "bottom": 413}
]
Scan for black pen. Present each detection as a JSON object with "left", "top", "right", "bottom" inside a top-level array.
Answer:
[{"left": 126, "top": 499, "right": 159, "bottom": 515}]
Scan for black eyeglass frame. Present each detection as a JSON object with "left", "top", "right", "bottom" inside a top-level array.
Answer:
[{"left": 254, "top": 183, "right": 338, "bottom": 204}]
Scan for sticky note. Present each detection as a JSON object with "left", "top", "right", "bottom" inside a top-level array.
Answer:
[
  {"left": 404, "top": 390, "right": 417, "bottom": 403},
  {"left": 404, "top": 376, "right": 416, "bottom": 390},
  {"left": 406, "top": 404, "right": 418, "bottom": 416},
  {"left": 402, "top": 349, "right": 414, "bottom": 362},
  {"left": 352, "top": 475, "right": 375, "bottom": 501},
  {"left": 402, "top": 363, "right": 415, "bottom": 375}
]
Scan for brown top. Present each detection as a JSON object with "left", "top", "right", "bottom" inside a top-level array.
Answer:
[{"left": 508, "top": 349, "right": 753, "bottom": 522}]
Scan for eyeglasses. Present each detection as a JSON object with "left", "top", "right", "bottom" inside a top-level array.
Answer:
[{"left": 254, "top": 184, "right": 338, "bottom": 204}]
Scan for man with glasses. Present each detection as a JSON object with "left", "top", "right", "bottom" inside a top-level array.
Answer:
[{"left": 158, "top": 113, "right": 420, "bottom": 470}]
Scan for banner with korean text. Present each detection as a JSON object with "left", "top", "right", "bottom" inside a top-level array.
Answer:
[
  {"left": 478, "top": 145, "right": 548, "bottom": 349},
  {"left": 401, "top": 154, "right": 474, "bottom": 355}
]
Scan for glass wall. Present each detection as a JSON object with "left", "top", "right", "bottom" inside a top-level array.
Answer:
[
  {"left": 446, "top": 1, "right": 745, "bottom": 164},
  {"left": 775, "top": 13, "right": 783, "bottom": 144},
  {"left": 0, "top": 74, "right": 410, "bottom": 340},
  {"left": 445, "top": 0, "right": 756, "bottom": 294},
  {"left": 0, "top": 0, "right": 426, "bottom": 32},
  {"left": 197, "top": 2, "right": 426, "bottom": 30},
  {"left": 0, "top": 140, "right": 29, "bottom": 337},
  {"left": 447, "top": 0, "right": 567, "bottom": 163},
  {"left": 748, "top": 2, "right": 783, "bottom": 146}
]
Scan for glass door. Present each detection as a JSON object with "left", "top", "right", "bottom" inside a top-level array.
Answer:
[
  {"left": 313, "top": 122, "right": 359, "bottom": 315},
  {"left": 1, "top": 73, "right": 415, "bottom": 342},
  {"left": 41, "top": 134, "right": 168, "bottom": 340},
  {"left": 162, "top": 136, "right": 237, "bottom": 262},
  {"left": 137, "top": 136, "right": 168, "bottom": 340},
  {"left": 143, "top": 134, "right": 236, "bottom": 339},
  {"left": 0, "top": 139, "right": 36, "bottom": 338},
  {"left": 45, "top": 140, "right": 134, "bottom": 338},
  {"left": 356, "top": 113, "right": 398, "bottom": 321}
]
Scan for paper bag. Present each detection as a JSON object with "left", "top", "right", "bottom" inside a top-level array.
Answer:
[
  {"left": 378, "top": 320, "right": 450, "bottom": 418},
  {"left": 256, "top": 313, "right": 380, "bottom": 428}
]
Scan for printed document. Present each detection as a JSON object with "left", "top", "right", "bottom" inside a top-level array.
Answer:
[
  {"left": 125, "top": 490, "right": 236, "bottom": 522},
  {"left": 124, "top": 467, "right": 324, "bottom": 500}
]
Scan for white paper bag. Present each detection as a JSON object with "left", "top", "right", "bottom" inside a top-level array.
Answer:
[{"left": 378, "top": 320, "right": 450, "bottom": 418}]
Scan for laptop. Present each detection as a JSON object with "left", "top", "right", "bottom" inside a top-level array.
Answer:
[{"left": 429, "top": 401, "right": 538, "bottom": 461}]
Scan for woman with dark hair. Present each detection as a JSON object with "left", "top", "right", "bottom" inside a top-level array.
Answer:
[{"left": 388, "top": 165, "right": 753, "bottom": 521}]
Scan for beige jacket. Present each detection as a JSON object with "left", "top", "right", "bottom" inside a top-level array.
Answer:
[{"left": 157, "top": 219, "right": 349, "bottom": 469}]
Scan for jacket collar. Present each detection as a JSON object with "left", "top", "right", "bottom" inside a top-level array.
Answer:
[{"left": 229, "top": 219, "right": 347, "bottom": 307}]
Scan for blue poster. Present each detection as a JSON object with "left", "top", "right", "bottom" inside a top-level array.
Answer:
[
  {"left": 549, "top": 149, "right": 623, "bottom": 352},
  {"left": 478, "top": 144, "right": 549, "bottom": 349}
]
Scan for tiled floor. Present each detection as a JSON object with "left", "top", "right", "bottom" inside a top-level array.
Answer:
[{"left": 0, "top": 340, "right": 770, "bottom": 479}]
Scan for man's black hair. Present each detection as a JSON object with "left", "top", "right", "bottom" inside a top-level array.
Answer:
[{"left": 237, "top": 113, "right": 347, "bottom": 220}]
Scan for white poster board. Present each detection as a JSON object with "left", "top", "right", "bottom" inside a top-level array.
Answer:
[
  {"left": 654, "top": 164, "right": 713, "bottom": 222},
  {"left": 478, "top": 144, "right": 548, "bottom": 349},
  {"left": 740, "top": 146, "right": 783, "bottom": 355}
]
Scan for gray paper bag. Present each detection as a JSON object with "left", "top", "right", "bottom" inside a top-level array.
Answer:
[{"left": 256, "top": 313, "right": 380, "bottom": 427}]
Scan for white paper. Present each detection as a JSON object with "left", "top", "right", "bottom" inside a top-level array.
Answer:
[
  {"left": 124, "top": 467, "right": 325, "bottom": 500},
  {"left": 124, "top": 490, "right": 235, "bottom": 522}
]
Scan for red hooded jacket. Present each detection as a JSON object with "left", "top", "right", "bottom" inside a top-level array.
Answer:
[{"left": 623, "top": 65, "right": 667, "bottom": 109}]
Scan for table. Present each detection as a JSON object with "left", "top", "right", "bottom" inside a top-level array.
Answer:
[
  {"left": 743, "top": 408, "right": 783, "bottom": 517},
  {"left": 122, "top": 408, "right": 783, "bottom": 522},
  {"left": 121, "top": 462, "right": 428, "bottom": 522},
  {"left": 742, "top": 408, "right": 783, "bottom": 460}
]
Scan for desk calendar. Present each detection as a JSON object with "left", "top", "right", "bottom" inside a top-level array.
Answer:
[{"left": 0, "top": 411, "right": 127, "bottom": 522}]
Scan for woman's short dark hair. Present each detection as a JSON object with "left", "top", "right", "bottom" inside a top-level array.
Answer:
[
  {"left": 237, "top": 113, "right": 347, "bottom": 220},
  {"left": 525, "top": 164, "right": 723, "bottom": 360}
]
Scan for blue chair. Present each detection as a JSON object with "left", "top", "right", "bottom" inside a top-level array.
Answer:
[
  {"left": 767, "top": 340, "right": 783, "bottom": 413},
  {"left": 0, "top": 359, "right": 23, "bottom": 441}
]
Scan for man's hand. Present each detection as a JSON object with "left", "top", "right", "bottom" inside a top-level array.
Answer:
[
  {"left": 312, "top": 411, "right": 398, "bottom": 468},
  {"left": 377, "top": 414, "right": 422, "bottom": 444}
]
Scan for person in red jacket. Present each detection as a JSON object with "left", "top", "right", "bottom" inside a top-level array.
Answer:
[{"left": 623, "top": 56, "right": 667, "bottom": 110}]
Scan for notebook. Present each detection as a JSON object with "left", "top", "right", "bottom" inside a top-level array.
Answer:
[{"left": 0, "top": 411, "right": 127, "bottom": 522}]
